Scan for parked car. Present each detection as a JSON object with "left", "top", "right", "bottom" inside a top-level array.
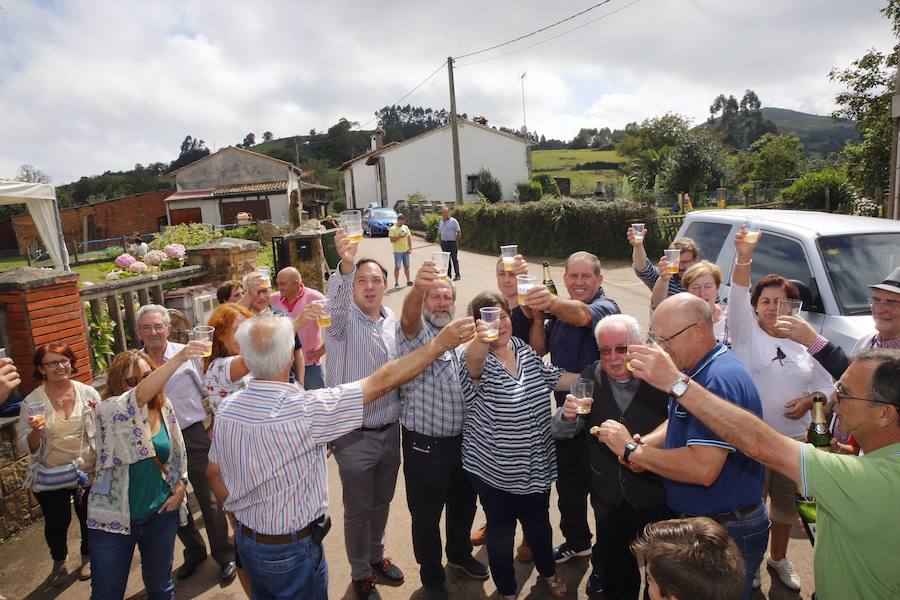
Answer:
[
  {"left": 673, "top": 209, "right": 900, "bottom": 353},
  {"left": 363, "top": 207, "right": 399, "bottom": 236}
]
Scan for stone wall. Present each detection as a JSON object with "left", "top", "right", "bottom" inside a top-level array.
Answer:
[
  {"left": 185, "top": 237, "right": 259, "bottom": 286},
  {"left": 0, "top": 418, "right": 39, "bottom": 541}
]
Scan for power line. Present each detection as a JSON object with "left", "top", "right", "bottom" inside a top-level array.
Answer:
[
  {"left": 453, "top": 0, "right": 614, "bottom": 61},
  {"left": 457, "top": 0, "right": 642, "bottom": 68}
]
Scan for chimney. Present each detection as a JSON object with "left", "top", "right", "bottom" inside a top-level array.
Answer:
[{"left": 371, "top": 127, "right": 385, "bottom": 152}]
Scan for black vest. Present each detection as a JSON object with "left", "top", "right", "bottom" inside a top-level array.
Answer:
[{"left": 581, "top": 361, "right": 670, "bottom": 508}]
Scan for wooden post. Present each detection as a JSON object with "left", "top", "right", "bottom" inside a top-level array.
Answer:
[
  {"left": 122, "top": 291, "right": 138, "bottom": 348},
  {"left": 825, "top": 186, "right": 831, "bottom": 213},
  {"left": 107, "top": 293, "right": 127, "bottom": 354},
  {"left": 448, "top": 57, "right": 464, "bottom": 204}
]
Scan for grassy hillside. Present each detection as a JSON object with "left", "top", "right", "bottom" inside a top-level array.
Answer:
[
  {"left": 531, "top": 149, "right": 627, "bottom": 195},
  {"left": 759, "top": 107, "right": 859, "bottom": 155}
]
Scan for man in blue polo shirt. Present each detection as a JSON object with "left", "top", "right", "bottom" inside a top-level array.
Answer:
[
  {"left": 527, "top": 251, "right": 620, "bottom": 564},
  {"left": 594, "top": 294, "right": 767, "bottom": 600}
]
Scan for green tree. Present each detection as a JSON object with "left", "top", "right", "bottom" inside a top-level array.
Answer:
[
  {"left": 15, "top": 164, "right": 51, "bottom": 183},
  {"left": 242, "top": 132, "right": 256, "bottom": 148},
  {"left": 708, "top": 90, "right": 777, "bottom": 149},
  {"left": 748, "top": 133, "right": 805, "bottom": 183},
  {"left": 262, "top": 131, "right": 274, "bottom": 142},
  {"left": 169, "top": 135, "right": 210, "bottom": 172},
  {"left": 476, "top": 168, "right": 503, "bottom": 203},
  {"left": 661, "top": 129, "right": 728, "bottom": 194}
]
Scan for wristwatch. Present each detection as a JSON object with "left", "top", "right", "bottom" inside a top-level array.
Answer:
[
  {"left": 670, "top": 374, "right": 691, "bottom": 399},
  {"left": 623, "top": 441, "right": 640, "bottom": 463}
]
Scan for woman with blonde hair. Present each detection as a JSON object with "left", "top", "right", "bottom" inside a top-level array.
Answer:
[
  {"left": 87, "top": 341, "right": 206, "bottom": 600},
  {"left": 681, "top": 260, "right": 728, "bottom": 343}
]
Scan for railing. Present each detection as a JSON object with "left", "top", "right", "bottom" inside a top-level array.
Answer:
[{"left": 79, "top": 265, "right": 207, "bottom": 372}]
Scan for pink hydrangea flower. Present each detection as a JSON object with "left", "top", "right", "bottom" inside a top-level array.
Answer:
[
  {"left": 129, "top": 261, "right": 148, "bottom": 273},
  {"left": 114, "top": 253, "right": 136, "bottom": 268},
  {"left": 105, "top": 271, "right": 122, "bottom": 281},
  {"left": 143, "top": 249, "right": 168, "bottom": 266},
  {"left": 164, "top": 244, "right": 186, "bottom": 259}
]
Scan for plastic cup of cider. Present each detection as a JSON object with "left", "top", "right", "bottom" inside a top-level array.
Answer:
[
  {"left": 341, "top": 210, "right": 364, "bottom": 243},
  {"left": 664, "top": 249, "right": 681, "bottom": 275},
  {"left": 314, "top": 300, "right": 332, "bottom": 329},
  {"left": 516, "top": 275, "right": 536, "bottom": 306},
  {"left": 632, "top": 223, "right": 645, "bottom": 243},
  {"left": 432, "top": 251, "right": 451, "bottom": 280},
  {"left": 191, "top": 326, "right": 215, "bottom": 357},
  {"left": 500, "top": 245, "right": 518, "bottom": 271},
  {"left": 570, "top": 378, "right": 594, "bottom": 414},
  {"left": 744, "top": 220, "right": 762, "bottom": 244},
  {"left": 26, "top": 400, "right": 46, "bottom": 428},
  {"left": 480, "top": 307, "right": 502, "bottom": 341}
]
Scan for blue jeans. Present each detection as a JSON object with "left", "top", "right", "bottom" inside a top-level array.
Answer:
[
  {"left": 236, "top": 525, "right": 328, "bottom": 600},
  {"left": 722, "top": 503, "right": 770, "bottom": 600},
  {"left": 304, "top": 364, "right": 325, "bottom": 390},
  {"left": 89, "top": 509, "right": 179, "bottom": 600}
]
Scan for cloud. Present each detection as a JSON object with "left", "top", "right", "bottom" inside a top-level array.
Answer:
[{"left": 0, "top": 0, "right": 894, "bottom": 184}]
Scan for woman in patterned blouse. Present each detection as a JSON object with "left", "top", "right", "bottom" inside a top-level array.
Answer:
[{"left": 202, "top": 303, "right": 254, "bottom": 415}]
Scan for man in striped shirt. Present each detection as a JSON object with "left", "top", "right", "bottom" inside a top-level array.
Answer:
[
  {"left": 398, "top": 260, "right": 489, "bottom": 599},
  {"left": 207, "top": 313, "right": 476, "bottom": 600},
  {"left": 324, "top": 231, "right": 404, "bottom": 599},
  {"left": 628, "top": 230, "right": 699, "bottom": 300}
]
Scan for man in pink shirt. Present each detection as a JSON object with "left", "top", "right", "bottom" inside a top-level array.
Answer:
[{"left": 270, "top": 267, "right": 327, "bottom": 389}]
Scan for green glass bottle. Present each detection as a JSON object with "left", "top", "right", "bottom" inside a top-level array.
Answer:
[
  {"left": 542, "top": 261, "right": 558, "bottom": 296},
  {"left": 795, "top": 392, "right": 830, "bottom": 546}
]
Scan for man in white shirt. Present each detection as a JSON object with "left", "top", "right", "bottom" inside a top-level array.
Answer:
[{"left": 438, "top": 206, "right": 462, "bottom": 281}]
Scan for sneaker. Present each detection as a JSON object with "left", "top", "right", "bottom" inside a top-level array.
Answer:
[
  {"left": 752, "top": 568, "right": 761, "bottom": 589},
  {"left": 370, "top": 557, "right": 404, "bottom": 585},
  {"left": 447, "top": 556, "right": 489, "bottom": 580},
  {"left": 453, "top": 275, "right": 461, "bottom": 281},
  {"left": 515, "top": 538, "right": 533, "bottom": 562},
  {"left": 353, "top": 577, "right": 382, "bottom": 600},
  {"left": 552, "top": 542, "right": 592, "bottom": 563},
  {"left": 471, "top": 523, "right": 487, "bottom": 546},
  {"left": 767, "top": 556, "right": 801, "bottom": 591},
  {"left": 394, "top": 283, "right": 400, "bottom": 290},
  {"left": 585, "top": 571, "right": 604, "bottom": 595}
]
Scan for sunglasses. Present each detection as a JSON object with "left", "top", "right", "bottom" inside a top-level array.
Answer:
[
  {"left": 599, "top": 345, "right": 628, "bottom": 357},
  {"left": 125, "top": 371, "right": 153, "bottom": 388}
]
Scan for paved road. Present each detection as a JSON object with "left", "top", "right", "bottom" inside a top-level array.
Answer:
[{"left": 0, "top": 235, "right": 814, "bottom": 599}]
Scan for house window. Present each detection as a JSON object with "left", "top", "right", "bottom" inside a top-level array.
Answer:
[{"left": 466, "top": 175, "right": 479, "bottom": 194}]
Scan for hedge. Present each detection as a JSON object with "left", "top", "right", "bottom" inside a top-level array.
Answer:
[{"left": 453, "top": 198, "right": 662, "bottom": 260}]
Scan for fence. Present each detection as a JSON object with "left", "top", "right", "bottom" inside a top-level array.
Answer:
[
  {"left": 79, "top": 265, "right": 207, "bottom": 374},
  {"left": 393, "top": 200, "right": 459, "bottom": 231}
]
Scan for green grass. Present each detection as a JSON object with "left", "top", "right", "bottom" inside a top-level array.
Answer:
[{"left": 531, "top": 149, "right": 627, "bottom": 195}]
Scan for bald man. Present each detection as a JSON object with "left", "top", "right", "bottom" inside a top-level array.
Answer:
[{"left": 271, "top": 267, "right": 327, "bottom": 389}]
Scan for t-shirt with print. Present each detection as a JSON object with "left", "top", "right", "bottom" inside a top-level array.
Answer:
[
  {"left": 204, "top": 356, "right": 251, "bottom": 414},
  {"left": 389, "top": 224, "right": 411, "bottom": 253}
]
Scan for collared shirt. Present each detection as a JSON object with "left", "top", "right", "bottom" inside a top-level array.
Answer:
[
  {"left": 209, "top": 380, "right": 364, "bottom": 535},
  {"left": 635, "top": 259, "right": 685, "bottom": 297},
  {"left": 150, "top": 342, "right": 207, "bottom": 430},
  {"left": 853, "top": 331, "right": 900, "bottom": 353},
  {"left": 271, "top": 288, "right": 326, "bottom": 365},
  {"left": 324, "top": 264, "right": 399, "bottom": 428},
  {"left": 398, "top": 321, "right": 465, "bottom": 437},
  {"left": 664, "top": 344, "right": 765, "bottom": 515},
  {"left": 438, "top": 217, "right": 461, "bottom": 241}
]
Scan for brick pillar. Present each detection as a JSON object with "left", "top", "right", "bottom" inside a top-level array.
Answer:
[
  {"left": 185, "top": 237, "right": 260, "bottom": 286},
  {"left": 0, "top": 267, "right": 90, "bottom": 396}
]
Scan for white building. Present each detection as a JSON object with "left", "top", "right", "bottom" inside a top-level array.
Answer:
[
  {"left": 339, "top": 119, "right": 533, "bottom": 209},
  {"left": 164, "top": 146, "right": 325, "bottom": 227}
]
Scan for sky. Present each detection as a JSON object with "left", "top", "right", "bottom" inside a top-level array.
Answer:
[{"left": 0, "top": 0, "right": 896, "bottom": 185}]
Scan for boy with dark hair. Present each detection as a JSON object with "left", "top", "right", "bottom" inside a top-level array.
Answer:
[{"left": 631, "top": 517, "right": 744, "bottom": 600}]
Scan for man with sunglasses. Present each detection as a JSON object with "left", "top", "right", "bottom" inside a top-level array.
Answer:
[
  {"left": 593, "top": 294, "right": 766, "bottom": 600},
  {"left": 552, "top": 314, "right": 671, "bottom": 598},
  {"left": 628, "top": 324, "right": 900, "bottom": 600}
]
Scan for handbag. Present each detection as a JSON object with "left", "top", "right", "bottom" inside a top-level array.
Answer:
[{"left": 26, "top": 394, "right": 89, "bottom": 493}]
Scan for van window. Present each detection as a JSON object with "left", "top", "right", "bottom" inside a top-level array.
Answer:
[
  {"left": 682, "top": 221, "right": 731, "bottom": 262},
  {"left": 749, "top": 234, "right": 813, "bottom": 289},
  {"left": 818, "top": 232, "right": 900, "bottom": 315}
]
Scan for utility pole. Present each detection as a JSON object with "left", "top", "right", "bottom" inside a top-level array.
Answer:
[
  {"left": 890, "top": 46, "right": 900, "bottom": 219},
  {"left": 520, "top": 71, "right": 528, "bottom": 133},
  {"left": 448, "top": 57, "right": 464, "bottom": 204}
]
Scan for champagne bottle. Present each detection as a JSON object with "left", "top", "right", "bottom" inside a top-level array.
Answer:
[
  {"left": 795, "top": 392, "right": 830, "bottom": 546},
  {"left": 542, "top": 261, "right": 558, "bottom": 295}
]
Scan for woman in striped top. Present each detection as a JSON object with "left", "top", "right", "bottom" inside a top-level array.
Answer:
[{"left": 461, "top": 292, "right": 581, "bottom": 599}]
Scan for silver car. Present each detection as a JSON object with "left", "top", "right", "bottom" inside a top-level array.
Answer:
[{"left": 674, "top": 209, "right": 900, "bottom": 353}]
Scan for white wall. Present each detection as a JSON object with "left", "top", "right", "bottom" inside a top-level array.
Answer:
[
  {"left": 166, "top": 199, "right": 221, "bottom": 226},
  {"left": 176, "top": 149, "right": 291, "bottom": 191},
  {"left": 343, "top": 162, "right": 379, "bottom": 210}
]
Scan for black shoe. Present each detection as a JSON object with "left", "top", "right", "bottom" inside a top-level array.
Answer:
[
  {"left": 425, "top": 583, "right": 449, "bottom": 600},
  {"left": 407, "top": 281, "right": 413, "bottom": 287},
  {"left": 370, "top": 557, "right": 404, "bottom": 584},
  {"left": 453, "top": 275, "right": 461, "bottom": 281},
  {"left": 353, "top": 577, "right": 382, "bottom": 599},
  {"left": 447, "top": 556, "right": 489, "bottom": 580},
  {"left": 552, "top": 542, "right": 592, "bottom": 563},
  {"left": 176, "top": 558, "right": 205, "bottom": 580},
  {"left": 586, "top": 572, "right": 604, "bottom": 595},
  {"left": 221, "top": 560, "right": 237, "bottom": 583}
]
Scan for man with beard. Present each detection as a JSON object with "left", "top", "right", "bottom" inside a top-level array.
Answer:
[{"left": 398, "top": 260, "right": 489, "bottom": 599}]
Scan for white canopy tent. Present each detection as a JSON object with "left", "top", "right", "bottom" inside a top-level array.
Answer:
[{"left": 0, "top": 181, "right": 69, "bottom": 271}]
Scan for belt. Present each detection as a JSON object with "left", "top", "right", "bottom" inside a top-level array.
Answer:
[
  {"left": 402, "top": 426, "right": 463, "bottom": 446},
  {"left": 239, "top": 523, "right": 312, "bottom": 545},
  {"left": 359, "top": 422, "right": 398, "bottom": 433},
  {"left": 681, "top": 503, "right": 761, "bottom": 524}
]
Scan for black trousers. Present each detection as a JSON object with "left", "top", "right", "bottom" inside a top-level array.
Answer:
[
  {"left": 402, "top": 428, "right": 476, "bottom": 586},
  {"left": 439, "top": 240, "right": 460, "bottom": 278},
  {"left": 555, "top": 436, "right": 592, "bottom": 549},
  {"left": 34, "top": 487, "right": 89, "bottom": 561},
  {"left": 590, "top": 498, "right": 674, "bottom": 599}
]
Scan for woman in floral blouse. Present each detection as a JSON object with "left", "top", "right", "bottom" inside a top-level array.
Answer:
[
  {"left": 87, "top": 341, "right": 206, "bottom": 600},
  {"left": 203, "top": 303, "right": 253, "bottom": 414}
]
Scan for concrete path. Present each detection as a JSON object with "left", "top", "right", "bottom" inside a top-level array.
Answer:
[{"left": 0, "top": 235, "right": 814, "bottom": 599}]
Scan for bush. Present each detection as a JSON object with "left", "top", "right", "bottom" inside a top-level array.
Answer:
[
  {"left": 150, "top": 222, "right": 222, "bottom": 249},
  {"left": 477, "top": 168, "right": 503, "bottom": 203},
  {"left": 422, "top": 213, "right": 441, "bottom": 243},
  {"left": 516, "top": 181, "right": 543, "bottom": 203},
  {"left": 780, "top": 168, "right": 854, "bottom": 210},
  {"left": 534, "top": 174, "right": 561, "bottom": 196},
  {"left": 453, "top": 198, "right": 661, "bottom": 259},
  {"left": 229, "top": 225, "right": 260, "bottom": 241}
]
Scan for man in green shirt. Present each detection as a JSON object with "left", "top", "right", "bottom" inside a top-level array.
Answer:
[
  {"left": 626, "top": 337, "right": 900, "bottom": 600},
  {"left": 388, "top": 214, "right": 413, "bottom": 289}
]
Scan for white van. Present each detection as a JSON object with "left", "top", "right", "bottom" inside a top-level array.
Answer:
[{"left": 673, "top": 209, "right": 900, "bottom": 353}]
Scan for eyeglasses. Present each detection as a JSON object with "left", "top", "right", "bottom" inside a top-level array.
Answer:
[
  {"left": 688, "top": 283, "right": 718, "bottom": 294},
  {"left": 41, "top": 359, "right": 70, "bottom": 369},
  {"left": 833, "top": 380, "right": 896, "bottom": 406},
  {"left": 125, "top": 371, "right": 153, "bottom": 388},
  {"left": 138, "top": 324, "right": 167, "bottom": 333},
  {"left": 648, "top": 322, "right": 697, "bottom": 345},
  {"left": 870, "top": 296, "right": 900, "bottom": 309},
  {"left": 599, "top": 345, "right": 628, "bottom": 357}
]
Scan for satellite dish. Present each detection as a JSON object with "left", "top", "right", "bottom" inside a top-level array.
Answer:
[{"left": 520, "top": 125, "right": 528, "bottom": 135}]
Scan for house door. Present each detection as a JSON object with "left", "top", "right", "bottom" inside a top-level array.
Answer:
[
  {"left": 170, "top": 207, "right": 203, "bottom": 225},
  {"left": 220, "top": 198, "right": 271, "bottom": 226}
]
